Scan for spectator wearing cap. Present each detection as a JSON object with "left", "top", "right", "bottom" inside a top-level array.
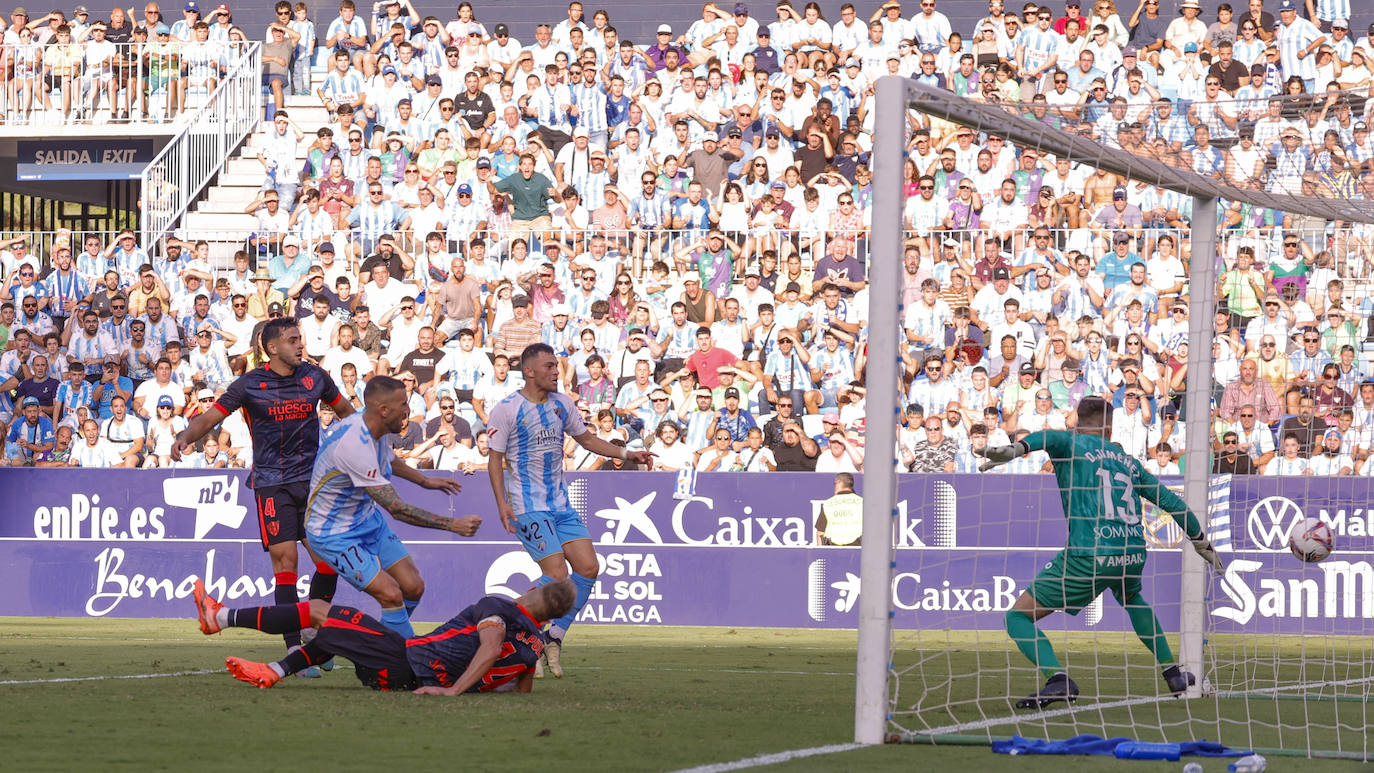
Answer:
[
  {"left": 1133, "top": 95, "right": 1175, "bottom": 153},
  {"left": 679, "top": 131, "right": 739, "bottom": 199},
  {"left": 709, "top": 384, "right": 757, "bottom": 452},
  {"left": 747, "top": 24, "right": 781, "bottom": 74},
  {"left": 1043, "top": 356, "right": 1086, "bottom": 409},
  {"left": 8, "top": 396, "right": 55, "bottom": 464},
  {"left": 140, "top": 393, "right": 186, "bottom": 468},
  {"left": 268, "top": 235, "right": 311, "bottom": 295},
  {"left": 132, "top": 358, "right": 185, "bottom": 419},
  {"left": 1160, "top": 0, "right": 1206, "bottom": 66},
  {"left": 1274, "top": 0, "right": 1324, "bottom": 91},
  {"left": 642, "top": 22, "right": 683, "bottom": 71},
  {"left": 245, "top": 267, "right": 285, "bottom": 320},
  {"left": 971, "top": 262, "right": 1022, "bottom": 327}
]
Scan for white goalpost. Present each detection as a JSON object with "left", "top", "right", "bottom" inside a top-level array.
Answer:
[{"left": 856, "top": 74, "right": 1374, "bottom": 760}]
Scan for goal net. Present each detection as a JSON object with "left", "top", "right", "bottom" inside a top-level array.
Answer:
[{"left": 857, "top": 75, "right": 1374, "bottom": 761}]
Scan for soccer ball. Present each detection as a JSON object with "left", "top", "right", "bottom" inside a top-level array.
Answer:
[{"left": 1287, "top": 517, "right": 1333, "bottom": 563}]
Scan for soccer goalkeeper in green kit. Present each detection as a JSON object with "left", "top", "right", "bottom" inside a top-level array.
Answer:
[{"left": 975, "top": 397, "right": 1227, "bottom": 709}]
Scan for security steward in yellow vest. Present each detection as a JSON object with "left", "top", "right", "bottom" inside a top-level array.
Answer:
[{"left": 815, "top": 472, "right": 862, "bottom": 546}]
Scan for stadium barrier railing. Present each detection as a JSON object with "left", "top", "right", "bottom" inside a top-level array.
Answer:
[
  {"left": 0, "top": 41, "right": 257, "bottom": 128},
  {"left": 139, "top": 42, "right": 262, "bottom": 249},
  {"left": 4, "top": 224, "right": 1371, "bottom": 289}
]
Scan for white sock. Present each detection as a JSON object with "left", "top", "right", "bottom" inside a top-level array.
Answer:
[
  {"left": 268, "top": 662, "right": 286, "bottom": 678},
  {"left": 216, "top": 609, "right": 229, "bottom": 629}
]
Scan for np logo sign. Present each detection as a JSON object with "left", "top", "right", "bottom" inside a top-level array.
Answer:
[
  {"left": 1246, "top": 496, "right": 1303, "bottom": 551},
  {"left": 163, "top": 475, "right": 248, "bottom": 540}
]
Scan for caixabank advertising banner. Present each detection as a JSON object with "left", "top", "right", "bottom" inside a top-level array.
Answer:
[{"left": 0, "top": 470, "right": 1367, "bottom": 634}]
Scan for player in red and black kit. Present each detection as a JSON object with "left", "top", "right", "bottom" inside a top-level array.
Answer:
[
  {"left": 191, "top": 577, "right": 575, "bottom": 694},
  {"left": 172, "top": 317, "right": 355, "bottom": 669}
]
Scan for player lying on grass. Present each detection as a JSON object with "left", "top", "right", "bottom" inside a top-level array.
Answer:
[
  {"left": 974, "top": 396, "right": 1226, "bottom": 710},
  {"left": 304, "top": 375, "right": 480, "bottom": 638},
  {"left": 192, "top": 577, "right": 575, "bottom": 693}
]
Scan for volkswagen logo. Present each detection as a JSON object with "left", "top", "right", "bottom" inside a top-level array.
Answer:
[{"left": 1246, "top": 496, "right": 1304, "bottom": 551}]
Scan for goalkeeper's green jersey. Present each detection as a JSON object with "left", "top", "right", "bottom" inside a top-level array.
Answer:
[{"left": 1021, "top": 430, "right": 1202, "bottom": 556}]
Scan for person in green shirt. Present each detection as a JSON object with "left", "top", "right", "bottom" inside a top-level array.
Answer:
[
  {"left": 489, "top": 153, "right": 557, "bottom": 244},
  {"left": 976, "top": 396, "right": 1225, "bottom": 709},
  {"left": 1218, "top": 246, "right": 1267, "bottom": 329}
]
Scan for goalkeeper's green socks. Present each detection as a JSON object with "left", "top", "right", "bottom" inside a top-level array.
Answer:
[
  {"left": 1123, "top": 595, "right": 1175, "bottom": 665},
  {"left": 1005, "top": 610, "right": 1062, "bottom": 679}
]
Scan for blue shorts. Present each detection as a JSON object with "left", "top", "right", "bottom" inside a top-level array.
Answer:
[
  {"left": 308, "top": 515, "right": 410, "bottom": 591},
  {"left": 514, "top": 509, "right": 590, "bottom": 561},
  {"left": 819, "top": 387, "right": 840, "bottom": 410}
]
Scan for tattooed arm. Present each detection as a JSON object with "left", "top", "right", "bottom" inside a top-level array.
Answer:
[{"left": 365, "top": 484, "right": 482, "bottom": 536}]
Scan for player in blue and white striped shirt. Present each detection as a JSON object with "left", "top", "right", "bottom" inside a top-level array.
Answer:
[
  {"left": 307, "top": 375, "right": 477, "bottom": 637},
  {"left": 486, "top": 344, "right": 655, "bottom": 677}
]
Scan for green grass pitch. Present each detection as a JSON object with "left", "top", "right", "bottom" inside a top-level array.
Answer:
[{"left": 1, "top": 619, "right": 1367, "bottom": 772}]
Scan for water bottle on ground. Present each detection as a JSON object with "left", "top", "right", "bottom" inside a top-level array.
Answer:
[{"left": 1228, "top": 753, "right": 1267, "bottom": 772}]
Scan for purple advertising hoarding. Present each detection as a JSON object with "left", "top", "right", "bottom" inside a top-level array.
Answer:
[{"left": 0, "top": 470, "right": 1369, "bottom": 635}]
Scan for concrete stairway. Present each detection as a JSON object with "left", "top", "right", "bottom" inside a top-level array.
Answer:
[{"left": 182, "top": 94, "right": 330, "bottom": 264}]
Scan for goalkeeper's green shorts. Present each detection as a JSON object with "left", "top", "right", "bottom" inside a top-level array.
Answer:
[{"left": 1028, "top": 549, "right": 1146, "bottom": 615}]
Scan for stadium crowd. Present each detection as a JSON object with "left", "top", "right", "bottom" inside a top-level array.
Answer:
[{"left": 3, "top": 0, "right": 1374, "bottom": 476}]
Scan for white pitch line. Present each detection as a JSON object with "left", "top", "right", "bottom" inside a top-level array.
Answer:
[
  {"left": 0, "top": 668, "right": 222, "bottom": 686},
  {"left": 581, "top": 665, "right": 854, "bottom": 677},
  {"left": 667, "top": 743, "right": 867, "bottom": 773}
]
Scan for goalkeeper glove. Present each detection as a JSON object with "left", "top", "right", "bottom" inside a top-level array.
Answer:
[
  {"left": 1190, "top": 537, "right": 1225, "bottom": 575},
  {"left": 974, "top": 442, "right": 1026, "bottom": 471}
]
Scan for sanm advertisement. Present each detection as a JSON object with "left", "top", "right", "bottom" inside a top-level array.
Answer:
[{"left": 1, "top": 470, "right": 1368, "bottom": 633}]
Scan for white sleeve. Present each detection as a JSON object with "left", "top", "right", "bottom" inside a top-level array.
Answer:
[{"left": 485, "top": 398, "right": 514, "bottom": 454}]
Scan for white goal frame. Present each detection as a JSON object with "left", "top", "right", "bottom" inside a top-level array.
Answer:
[{"left": 855, "top": 75, "right": 1374, "bottom": 745}]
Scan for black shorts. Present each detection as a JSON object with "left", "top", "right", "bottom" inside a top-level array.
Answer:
[
  {"left": 316, "top": 605, "right": 418, "bottom": 692},
  {"left": 253, "top": 481, "right": 310, "bottom": 550}
]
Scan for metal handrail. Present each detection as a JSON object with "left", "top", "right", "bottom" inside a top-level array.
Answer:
[{"left": 139, "top": 42, "right": 261, "bottom": 250}]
